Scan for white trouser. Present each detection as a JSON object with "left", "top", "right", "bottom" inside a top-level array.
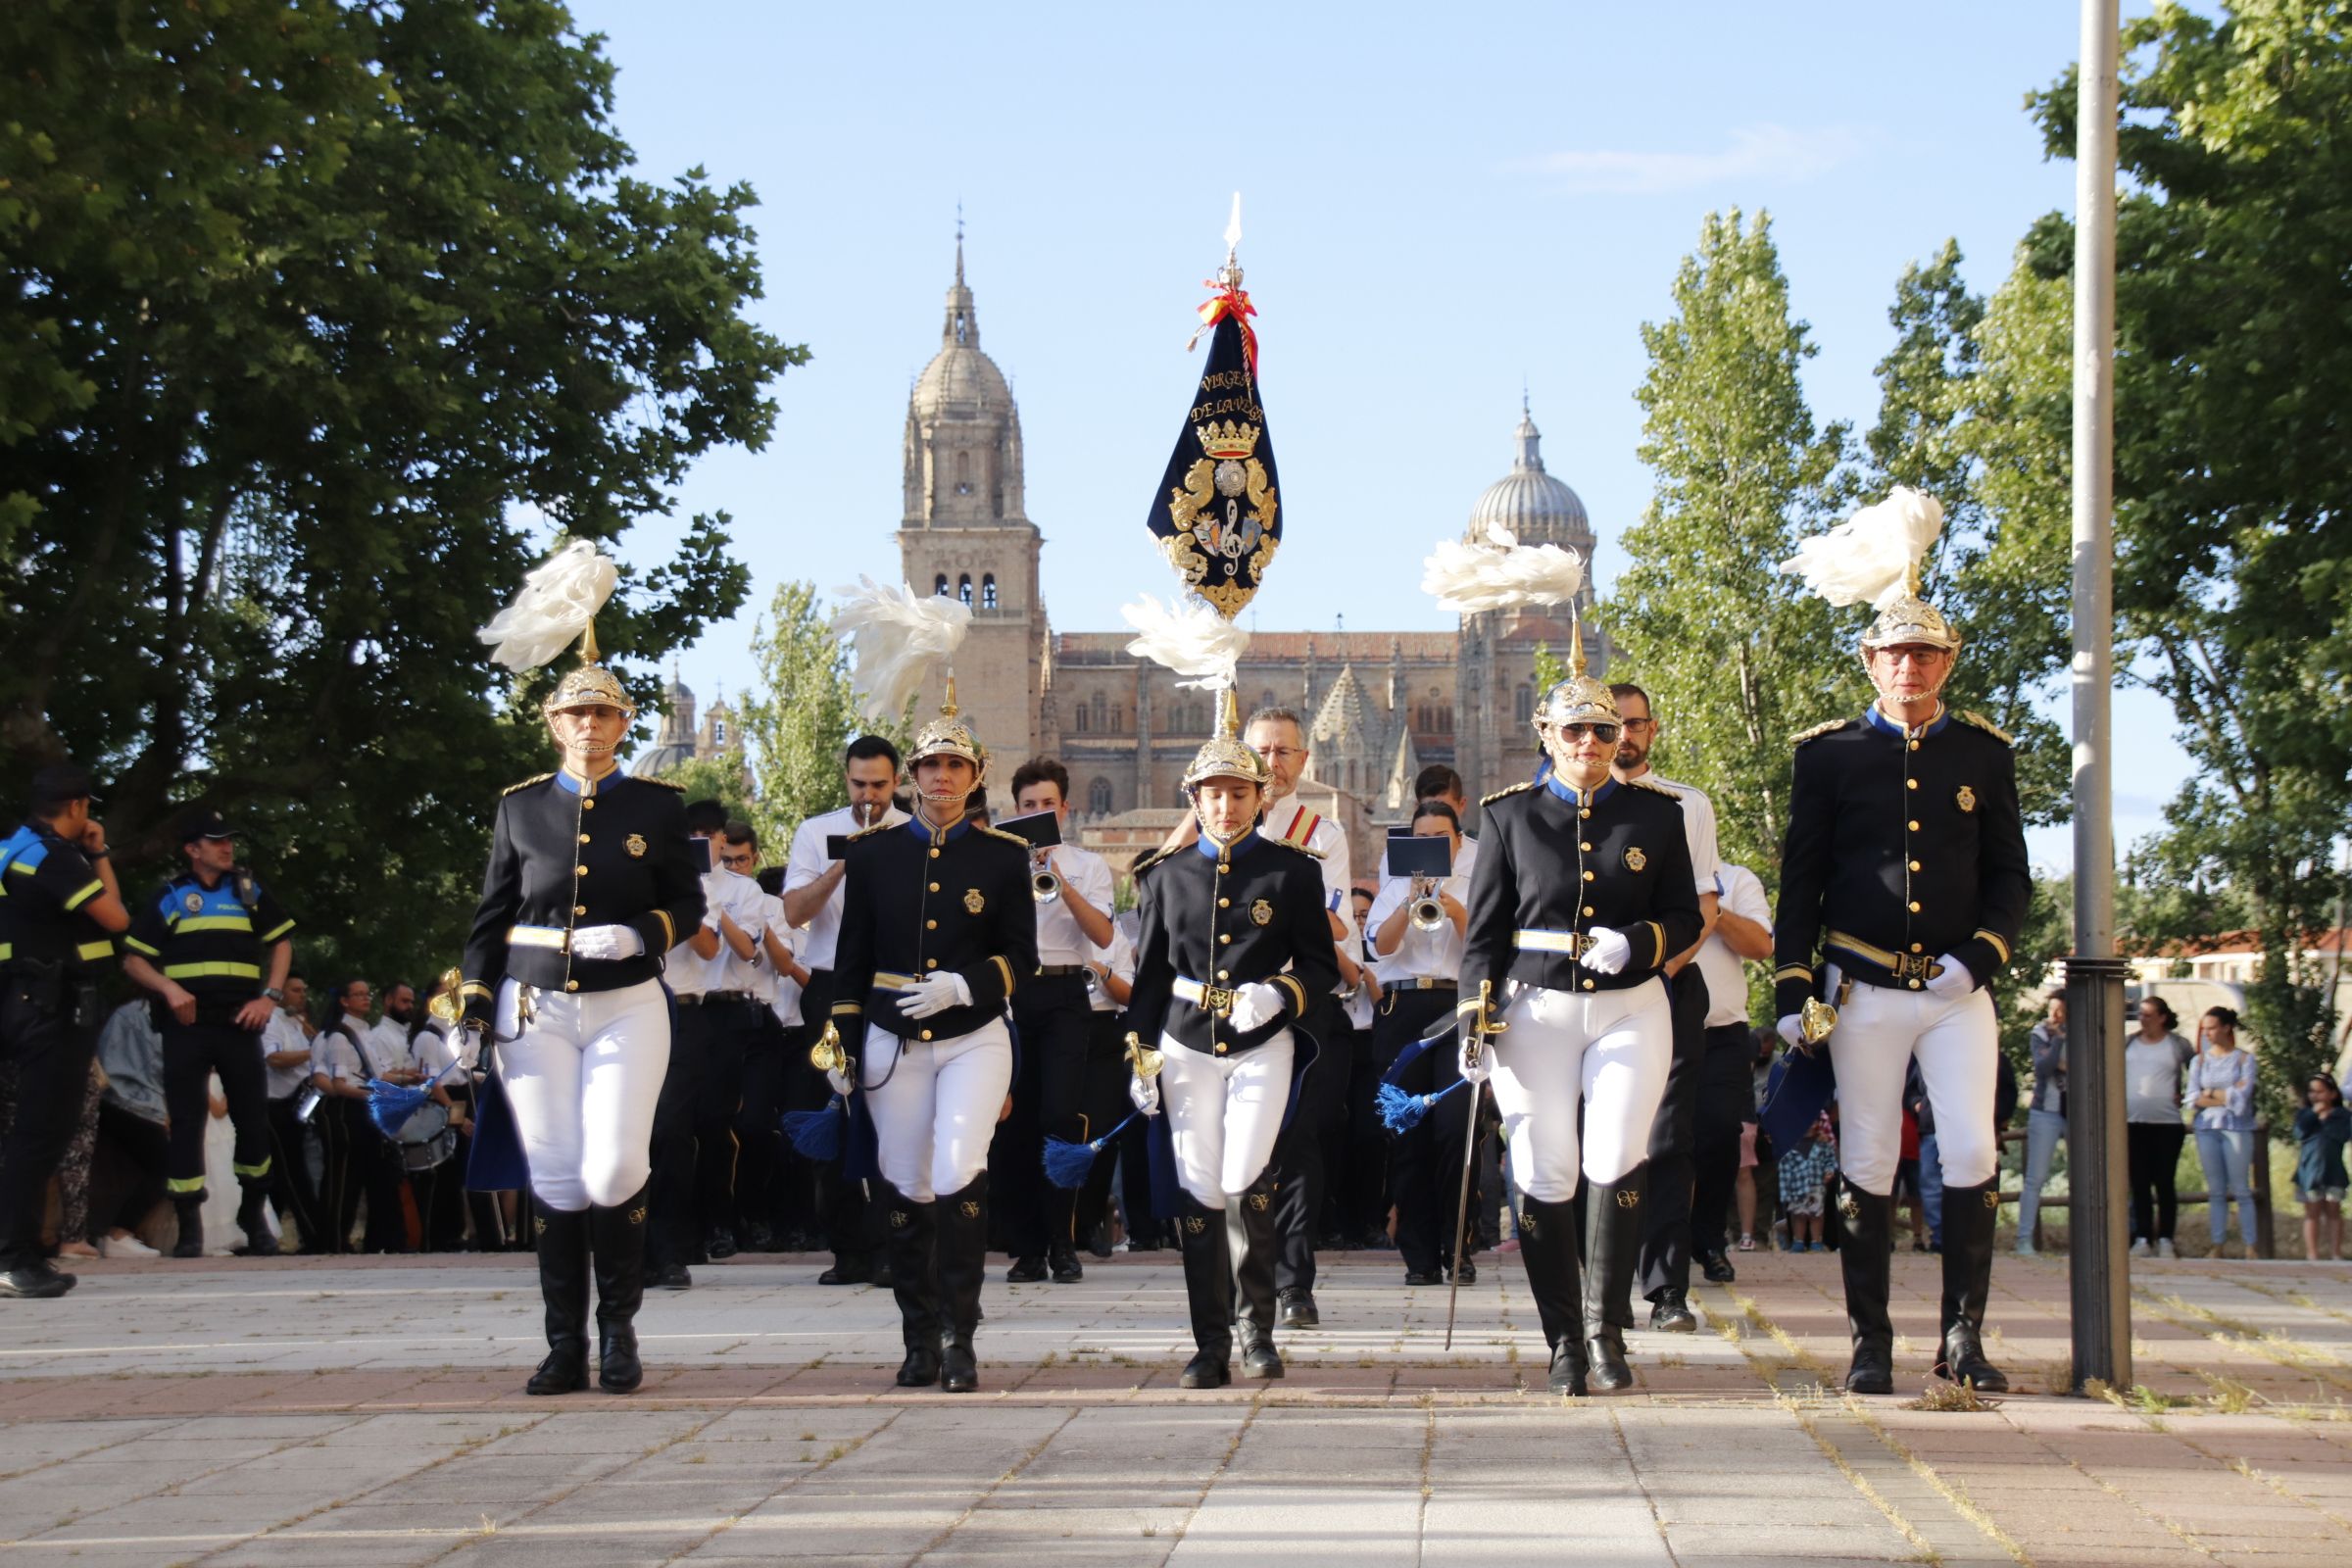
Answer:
[
  {"left": 1488, "top": 978, "right": 1671, "bottom": 1202},
  {"left": 1157, "top": 1031, "right": 1295, "bottom": 1209},
  {"left": 1827, "top": 969, "right": 1998, "bottom": 1196},
  {"left": 862, "top": 1018, "right": 1013, "bottom": 1202},
  {"left": 495, "top": 976, "right": 669, "bottom": 1212}
]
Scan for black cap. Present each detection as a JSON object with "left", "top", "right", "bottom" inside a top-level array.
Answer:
[
  {"left": 177, "top": 808, "right": 235, "bottom": 845},
  {"left": 27, "top": 764, "right": 101, "bottom": 809}
]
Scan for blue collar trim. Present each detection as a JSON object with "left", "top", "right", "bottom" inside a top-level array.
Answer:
[
  {"left": 907, "top": 813, "right": 971, "bottom": 846},
  {"left": 1199, "top": 828, "right": 1260, "bottom": 860},
  {"left": 1865, "top": 704, "right": 1948, "bottom": 740},
  {"left": 1543, "top": 773, "right": 1620, "bottom": 808}
]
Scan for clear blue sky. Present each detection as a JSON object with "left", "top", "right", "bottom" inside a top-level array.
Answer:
[{"left": 565, "top": 0, "right": 2182, "bottom": 871}]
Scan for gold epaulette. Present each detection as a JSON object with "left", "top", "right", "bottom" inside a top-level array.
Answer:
[
  {"left": 1268, "top": 836, "right": 1324, "bottom": 861},
  {"left": 1129, "top": 845, "right": 1179, "bottom": 878},
  {"left": 1955, "top": 710, "right": 2015, "bottom": 746},
  {"left": 1626, "top": 776, "right": 1681, "bottom": 799},
  {"left": 1789, "top": 718, "right": 1853, "bottom": 747},
  {"left": 1481, "top": 780, "right": 1536, "bottom": 806},
  {"left": 975, "top": 823, "right": 1034, "bottom": 850},
  {"left": 502, "top": 772, "right": 554, "bottom": 797},
  {"left": 636, "top": 775, "right": 685, "bottom": 791}
]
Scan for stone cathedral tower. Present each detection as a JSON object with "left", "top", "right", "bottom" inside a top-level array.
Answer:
[{"left": 896, "top": 240, "right": 1047, "bottom": 762}]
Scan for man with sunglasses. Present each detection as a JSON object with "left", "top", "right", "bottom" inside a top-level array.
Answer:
[
  {"left": 1773, "top": 555, "right": 2030, "bottom": 1396},
  {"left": 1459, "top": 662, "right": 1701, "bottom": 1396}
]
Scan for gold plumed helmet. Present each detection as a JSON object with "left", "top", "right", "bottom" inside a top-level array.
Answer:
[
  {"left": 1180, "top": 687, "right": 1271, "bottom": 793},
  {"left": 906, "top": 675, "right": 988, "bottom": 778},
  {"left": 1859, "top": 572, "right": 1963, "bottom": 655},
  {"left": 1530, "top": 610, "right": 1621, "bottom": 737},
  {"left": 541, "top": 622, "right": 638, "bottom": 718}
]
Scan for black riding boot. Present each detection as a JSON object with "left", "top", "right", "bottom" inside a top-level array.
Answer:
[
  {"left": 526, "top": 1207, "right": 591, "bottom": 1396},
  {"left": 1582, "top": 1169, "right": 1644, "bottom": 1393},
  {"left": 1176, "top": 1195, "right": 1235, "bottom": 1389},
  {"left": 1935, "top": 1179, "right": 2008, "bottom": 1392},
  {"left": 936, "top": 1174, "right": 988, "bottom": 1394},
  {"left": 1838, "top": 1186, "right": 1895, "bottom": 1395},
  {"left": 879, "top": 1185, "right": 941, "bottom": 1387},
  {"left": 1518, "top": 1196, "right": 1588, "bottom": 1396},
  {"left": 236, "top": 1182, "right": 275, "bottom": 1256},
  {"left": 172, "top": 1197, "right": 204, "bottom": 1259},
  {"left": 590, "top": 1188, "right": 649, "bottom": 1394},
  {"left": 1236, "top": 1175, "right": 1284, "bottom": 1380}
]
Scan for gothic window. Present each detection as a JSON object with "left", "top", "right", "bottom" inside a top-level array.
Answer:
[
  {"left": 1092, "top": 693, "right": 1106, "bottom": 732},
  {"left": 981, "top": 574, "right": 999, "bottom": 610},
  {"left": 1439, "top": 704, "right": 1452, "bottom": 731},
  {"left": 1073, "top": 704, "right": 1090, "bottom": 734},
  {"left": 1416, "top": 704, "right": 1433, "bottom": 732},
  {"left": 958, "top": 574, "right": 973, "bottom": 607},
  {"left": 935, "top": 573, "right": 950, "bottom": 597},
  {"left": 1089, "top": 777, "right": 1113, "bottom": 816},
  {"left": 1514, "top": 684, "right": 1533, "bottom": 723},
  {"left": 711, "top": 719, "right": 726, "bottom": 750},
  {"left": 955, "top": 450, "right": 973, "bottom": 496}
]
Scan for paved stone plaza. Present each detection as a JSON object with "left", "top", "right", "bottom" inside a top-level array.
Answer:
[{"left": 2, "top": 1250, "right": 2348, "bottom": 1565}]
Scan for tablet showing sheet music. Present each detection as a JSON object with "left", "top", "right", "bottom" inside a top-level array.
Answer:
[{"left": 1385, "top": 836, "right": 1452, "bottom": 879}]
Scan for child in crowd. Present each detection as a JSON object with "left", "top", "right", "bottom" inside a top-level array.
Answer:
[
  {"left": 1779, "top": 1111, "right": 1838, "bottom": 1252},
  {"left": 2294, "top": 1073, "right": 2348, "bottom": 1262}
]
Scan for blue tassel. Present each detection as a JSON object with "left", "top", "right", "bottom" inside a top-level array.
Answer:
[
  {"left": 1041, "top": 1111, "right": 1141, "bottom": 1190},
  {"left": 1377, "top": 1076, "right": 1469, "bottom": 1135},
  {"left": 782, "top": 1099, "right": 846, "bottom": 1160},
  {"left": 364, "top": 1080, "right": 433, "bottom": 1138}
]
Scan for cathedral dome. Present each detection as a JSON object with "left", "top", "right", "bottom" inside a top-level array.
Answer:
[
  {"left": 910, "top": 243, "right": 1013, "bottom": 422},
  {"left": 628, "top": 671, "right": 698, "bottom": 779},
  {"left": 1466, "top": 403, "right": 1591, "bottom": 550}
]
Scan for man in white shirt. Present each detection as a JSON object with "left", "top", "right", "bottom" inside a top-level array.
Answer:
[
  {"left": 259, "top": 975, "right": 327, "bottom": 1253},
  {"left": 1338, "top": 886, "right": 1393, "bottom": 1250},
  {"left": 311, "top": 979, "right": 409, "bottom": 1253},
  {"left": 1369, "top": 801, "right": 1481, "bottom": 1284},
  {"left": 997, "top": 759, "right": 1117, "bottom": 1284},
  {"left": 729, "top": 838, "right": 810, "bottom": 1254},
  {"left": 1072, "top": 854, "right": 1139, "bottom": 1260},
  {"left": 1690, "top": 861, "right": 1773, "bottom": 1283},
  {"left": 781, "top": 735, "right": 909, "bottom": 1285},
  {"left": 1608, "top": 684, "right": 1724, "bottom": 1335}
]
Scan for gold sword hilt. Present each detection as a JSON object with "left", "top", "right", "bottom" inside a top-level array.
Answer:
[
  {"left": 1123, "top": 1032, "right": 1163, "bottom": 1080},
  {"left": 808, "top": 1020, "right": 857, "bottom": 1080}
]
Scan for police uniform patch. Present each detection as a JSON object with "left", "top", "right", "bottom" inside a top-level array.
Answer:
[
  {"left": 625, "top": 833, "right": 648, "bottom": 858},
  {"left": 1624, "top": 846, "right": 1648, "bottom": 873},
  {"left": 1955, "top": 786, "right": 1977, "bottom": 814},
  {"left": 182, "top": 891, "right": 206, "bottom": 914},
  {"left": 963, "top": 887, "right": 985, "bottom": 914},
  {"left": 1250, "top": 897, "right": 1273, "bottom": 927}
]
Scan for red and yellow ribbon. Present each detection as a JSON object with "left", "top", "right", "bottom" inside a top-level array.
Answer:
[{"left": 1194, "top": 280, "right": 1259, "bottom": 378}]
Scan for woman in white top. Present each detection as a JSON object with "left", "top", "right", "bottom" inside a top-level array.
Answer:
[
  {"left": 2123, "top": 996, "right": 2195, "bottom": 1257},
  {"left": 2183, "top": 1005, "right": 2259, "bottom": 1255}
]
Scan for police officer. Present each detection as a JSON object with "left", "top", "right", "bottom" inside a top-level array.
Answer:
[
  {"left": 458, "top": 644, "right": 706, "bottom": 1396},
  {"left": 1125, "top": 721, "right": 1340, "bottom": 1389},
  {"left": 121, "top": 808, "right": 296, "bottom": 1258},
  {"left": 1776, "top": 503, "right": 2030, "bottom": 1396},
  {"left": 828, "top": 695, "right": 1036, "bottom": 1395},
  {"left": 0, "top": 764, "right": 130, "bottom": 1298},
  {"left": 1458, "top": 661, "right": 1701, "bottom": 1396}
]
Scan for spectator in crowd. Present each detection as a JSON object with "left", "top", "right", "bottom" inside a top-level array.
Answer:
[
  {"left": 1907, "top": 1050, "right": 2018, "bottom": 1253},
  {"left": 1689, "top": 860, "right": 1772, "bottom": 1283},
  {"left": 91, "top": 999, "right": 170, "bottom": 1256},
  {"left": 1335, "top": 883, "right": 1389, "bottom": 1250},
  {"left": 1412, "top": 764, "right": 1471, "bottom": 834},
  {"left": 1780, "top": 1112, "right": 1838, "bottom": 1252},
  {"left": 313, "top": 980, "right": 409, "bottom": 1253},
  {"left": 2016, "top": 993, "right": 2067, "bottom": 1255},
  {"left": 1735, "top": 1026, "right": 1774, "bottom": 1251},
  {"left": 2185, "top": 1005, "right": 2259, "bottom": 1256},
  {"left": 260, "top": 974, "right": 326, "bottom": 1251},
  {"left": 744, "top": 854, "right": 811, "bottom": 1254},
  {"left": 2294, "top": 1072, "right": 2347, "bottom": 1262},
  {"left": 47, "top": 1062, "right": 107, "bottom": 1263},
  {"left": 2125, "top": 996, "right": 2195, "bottom": 1258},
  {"left": 1895, "top": 1103, "right": 1929, "bottom": 1252}
]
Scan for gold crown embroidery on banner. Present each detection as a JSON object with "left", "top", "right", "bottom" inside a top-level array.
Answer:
[{"left": 1196, "top": 419, "right": 1261, "bottom": 461}]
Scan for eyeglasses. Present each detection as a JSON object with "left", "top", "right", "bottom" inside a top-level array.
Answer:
[
  {"left": 718, "top": 852, "right": 755, "bottom": 869},
  {"left": 1252, "top": 746, "right": 1305, "bottom": 763}
]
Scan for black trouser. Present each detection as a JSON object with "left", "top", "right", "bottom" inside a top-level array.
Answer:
[
  {"left": 162, "top": 1018, "right": 272, "bottom": 1200},
  {"left": 1637, "top": 967, "right": 1709, "bottom": 1302},
  {"left": 2128, "top": 1120, "right": 2188, "bottom": 1244},
  {"left": 1000, "top": 975, "right": 1091, "bottom": 1260},
  {"left": 734, "top": 1007, "right": 790, "bottom": 1243},
  {"left": 0, "top": 971, "right": 98, "bottom": 1269},
  {"left": 1343, "top": 1009, "right": 1401, "bottom": 1240},
  {"left": 688, "top": 996, "right": 761, "bottom": 1241},
  {"left": 1689, "top": 1022, "right": 1758, "bottom": 1264},
  {"left": 320, "top": 1099, "right": 406, "bottom": 1252},
  {"left": 1115, "top": 1109, "right": 1164, "bottom": 1248},
  {"left": 1382, "top": 984, "right": 1474, "bottom": 1276},
  {"left": 647, "top": 990, "right": 706, "bottom": 1269},
  {"left": 90, "top": 1102, "right": 170, "bottom": 1241},
  {"left": 1272, "top": 993, "right": 1344, "bottom": 1296},
  {"left": 265, "top": 1093, "right": 327, "bottom": 1250},
  {"left": 1312, "top": 1014, "right": 1364, "bottom": 1240},
  {"left": 797, "top": 970, "right": 878, "bottom": 1264},
  {"left": 1073, "top": 1007, "right": 1131, "bottom": 1246}
]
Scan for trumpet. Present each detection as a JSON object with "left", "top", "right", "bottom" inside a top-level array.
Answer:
[
  {"left": 1032, "top": 850, "right": 1060, "bottom": 904},
  {"left": 1408, "top": 875, "right": 1447, "bottom": 933}
]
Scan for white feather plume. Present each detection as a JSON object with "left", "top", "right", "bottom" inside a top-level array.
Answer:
[
  {"left": 479, "top": 540, "right": 619, "bottom": 671},
  {"left": 831, "top": 576, "right": 973, "bottom": 719},
  {"left": 1420, "top": 535, "right": 1587, "bottom": 614},
  {"left": 1779, "top": 486, "right": 1946, "bottom": 610},
  {"left": 1120, "top": 594, "right": 1250, "bottom": 690}
]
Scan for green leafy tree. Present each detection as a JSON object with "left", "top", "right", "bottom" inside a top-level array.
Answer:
[
  {"left": 734, "top": 581, "right": 873, "bottom": 846},
  {"left": 1606, "top": 209, "right": 1861, "bottom": 881},
  {"left": 2029, "top": 0, "right": 2352, "bottom": 1116},
  {"left": 0, "top": 0, "right": 804, "bottom": 984}
]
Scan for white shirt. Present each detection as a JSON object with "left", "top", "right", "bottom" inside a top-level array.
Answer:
[
  {"left": 411, "top": 1019, "right": 459, "bottom": 1079},
  {"left": 785, "top": 803, "right": 911, "bottom": 970},
  {"left": 765, "top": 903, "right": 808, "bottom": 1028},
  {"left": 1088, "top": 923, "right": 1138, "bottom": 1014},
  {"left": 1033, "top": 841, "right": 1116, "bottom": 967},
  {"left": 1643, "top": 774, "right": 1723, "bottom": 898},
  {"left": 261, "top": 1007, "right": 314, "bottom": 1100},
  {"left": 1695, "top": 862, "right": 1772, "bottom": 1028},
  {"left": 1366, "top": 837, "right": 1480, "bottom": 986},
  {"left": 1262, "top": 795, "right": 1351, "bottom": 994},
  {"left": 1340, "top": 933, "right": 1378, "bottom": 1029},
  {"left": 665, "top": 865, "right": 769, "bottom": 997},
  {"left": 312, "top": 1017, "right": 376, "bottom": 1086}
]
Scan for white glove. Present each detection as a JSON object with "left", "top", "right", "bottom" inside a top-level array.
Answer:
[
  {"left": 1458, "top": 1035, "right": 1494, "bottom": 1085},
  {"left": 825, "top": 1065, "right": 854, "bottom": 1097},
  {"left": 897, "top": 971, "right": 973, "bottom": 1019},
  {"left": 1583, "top": 926, "right": 1632, "bottom": 975},
  {"left": 1227, "top": 981, "right": 1284, "bottom": 1032},
  {"left": 1777, "top": 1013, "right": 1805, "bottom": 1051},
  {"left": 570, "top": 923, "right": 643, "bottom": 961},
  {"left": 1128, "top": 1071, "right": 1161, "bottom": 1117},
  {"left": 1925, "top": 955, "right": 1974, "bottom": 1000},
  {"left": 454, "top": 1023, "right": 485, "bottom": 1071}
]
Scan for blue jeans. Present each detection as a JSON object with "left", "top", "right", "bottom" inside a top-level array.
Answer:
[
  {"left": 2018, "top": 1107, "right": 2066, "bottom": 1242},
  {"left": 1919, "top": 1132, "right": 1943, "bottom": 1247},
  {"left": 2194, "top": 1128, "right": 2256, "bottom": 1247}
]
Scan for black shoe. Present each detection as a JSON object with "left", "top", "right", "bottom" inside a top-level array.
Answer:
[
  {"left": 896, "top": 1345, "right": 941, "bottom": 1388},
  {"left": 528, "top": 1207, "right": 592, "bottom": 1396},
  {"left": 652, "top": 1262, "right": 693, "bottom": 1290},
  {"left": 705, "top": 1227, "right": 738, "bottom": 1261},
  {"left": 1699, "top": 1250, "right": 1737, "bottom": 1284},
  {"left": 1647, "top": 1293, "right": 1698, "bottom": 1334},
  {"left": 870, "top": 1254, "right": 896, "bottom": 1288},
  {"left": 1049, "top": 1244, "right": 1084, "bottom": 1284},
  {"left": 1839, "top": 1186, "right": 1897, "bottom": 1396},
  {"left": 1450, "top": 1259, "right": 1478, "bottom": 1286},
  {"left": 1277, "top": 1289, "right": 1319, "bottom": 1329},
  {"left": 526, "top": 1348, "right": 590, "bottom": 1396},
  {"left": 1005, "top": 1255, "right": 1048, "bottom": 1283},
  {"left": 1581, "top": 1170, "right": 1644, "bottom": 1393},
  {"left": 936, "top": 1175, "right": 989, "bottom": 1393},
  {"left": 236, "top": 1188, "right": 275, "bottom": 1256},
  {"left": 1547, "top": 1341, "right": 1588, "bottom": 1397},
  {"left": 0, "top": 1263, "right": 73, "bottom": 1299},
  {"left": 1935, "top": 1179, "right": 2008, "bottom": 1392},
  {"left": 940, "top": 1336, "right": 979, "bottom": 1394},
  {"left": 1361, "top": 1230, "right": 1398, "bottom": 1251},
  {"left": 1402, "top": 1269, "right": 1442, "bottom": 1287},
  {"left": 1239, "top": 1322, "right": 1284, "bottom": 1380},
  {"left": 591, "top": 1191, "right": 650, "bottom": 1395},
  {"left": 1586, "top": 1331, "right": 1633, "bottom": 1392},
  {"left": 1179, "top": 1351, "right": 1232, "bottom": 1390},
  {"left": 172, "top": 1199, "right": 204, "bottom": 1258},
  {"left": 1844, "top": 1343, "right": 1894, "bottom": 1396},
  {"left": 818, "top": 1255, "right": 871, "bottom": 1286},
  {"left": 1935, "top": 1325, "right": 2009, "bottom": 1393},
  {"left": 742, "top": 1223, "right": 778, "bottom": 1254},
  {"left": 1087, "top": 1222, "right": 1115, "bottom": 1260}
]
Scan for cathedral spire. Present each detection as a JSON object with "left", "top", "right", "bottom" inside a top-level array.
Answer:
[
  {"left": 944, "top": 211, "right": 978, "bottom": 350},
  {"left": 1514, "top": 399, "right": 1544, "bottom": 472}
]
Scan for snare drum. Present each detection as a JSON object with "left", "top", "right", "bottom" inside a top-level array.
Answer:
[{"left": 391, "top": 1102, "right": 460, "bottom": 1171}]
